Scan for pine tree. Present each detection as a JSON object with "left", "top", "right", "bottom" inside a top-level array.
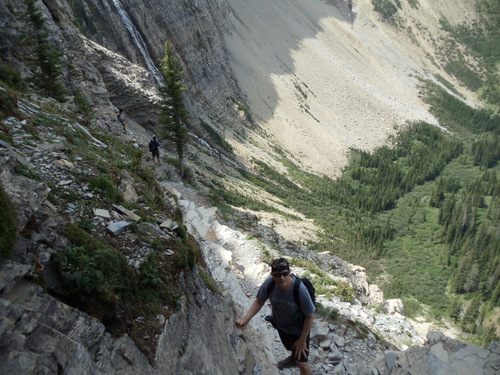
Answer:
[
  {"left": 451, "top": 252, "right": 474, "bottom": 293},
  {"left": 158, "top": 43, "right": 190, "bottom": 178},
  {"left": 460, "top": 296, "right": 482, "bottom": 333},
  {"left": 448, "top": 297, "right": 462, "bottom": 323},
  {"left": 429, "top": 177, "right": 445, "bottom": 208},
  {"left": 23, "top": 0, "right": 66, "bottom": 101}
]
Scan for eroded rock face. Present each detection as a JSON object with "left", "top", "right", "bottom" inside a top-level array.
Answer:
[
  {"left": 1, "top": 279, "right": 154, "bottom": 375},
  {"left": 155, "top": 274, "right": 243, "bottom": 375},
  {"left": 0, "top": 0, "right": 240, "bottom": 132}
]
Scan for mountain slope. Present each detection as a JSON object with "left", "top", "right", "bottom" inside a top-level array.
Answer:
[
  {"left": 222, "top": 0, "right": 480, "bottom": 178},
  {"left": 1, "top": 0, "right": 499, "bottom": 373}
]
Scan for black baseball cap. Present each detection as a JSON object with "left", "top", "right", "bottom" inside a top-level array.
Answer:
[{"left": 271, "top": 258, "right": 290, "bottom": 272}]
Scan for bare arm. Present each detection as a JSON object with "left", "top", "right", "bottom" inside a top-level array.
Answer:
[{"left": 235, "top": 299, "right": 265, "bottom": 329}]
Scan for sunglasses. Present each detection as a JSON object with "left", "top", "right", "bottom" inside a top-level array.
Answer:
[{"left": 272, "top": 270, "right": 290, "bottom": 278}]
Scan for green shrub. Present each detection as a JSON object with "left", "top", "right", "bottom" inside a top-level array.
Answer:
[
  {"left": 57, "top": 246, "right": 136, "bottom": 299},
  {"left": 88, "top": 175, "right": 121, "bottom": 203},
  {"left": 0, "top": 85, "right": 20, "bottom": 120},
  {"left": 73, "top": 92, "right": 94, "bottom": 125},
  {"left": 407, "top": 0, "right": 419, "bottom": 9},
  {"left": 373, "top": 0, "right": 399, "bottom": 20},
  {"left": 176, "top": 222, "right": 188, "bottom": 242},
  {"left": 0, "top": 183, "right": 17, "bottom": 258},
  {"left": 140, "top": 251, "right": 161, "bottom": 287},
  {"left": 444, "top": 61, "right": 483, "bottom": 92},
  {"left": 200, "top": 270, "right": 218, "bottom": 293},
  {"left": 63, "top": 222, "right": 108, "bottom": 252},
  {"left": 58, "top": 223, "right": 137, "bottom": 301},
  {"left": 0, "top": 61, "right": 25, "bottom": 91},
  {"left": 14, "top": 165, "right": 42, "bottom": 181},
  {"left": 401, "top": 297, "right": 423, "bottom": 318},
  {"left": 315, "top": 303, "right": 339, "bottom": 320},
  {"left": 172, "top": 237, "right": 198, "bottom": 270}
]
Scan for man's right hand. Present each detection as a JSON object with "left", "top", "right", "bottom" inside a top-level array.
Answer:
[{"left": 235, "top": 319, "right": 247, "bottom": 329}]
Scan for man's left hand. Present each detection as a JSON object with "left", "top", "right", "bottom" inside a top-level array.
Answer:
[{"left": 293, "top": 339, "right": 309, "bottom": 360}]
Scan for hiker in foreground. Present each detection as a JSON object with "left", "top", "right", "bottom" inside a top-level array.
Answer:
[
  {"left": 235, "top": 258, "right": 315, "bottom": 375},
  {"left": 148, "top": 135, "right": 160, "bottom": 164}
]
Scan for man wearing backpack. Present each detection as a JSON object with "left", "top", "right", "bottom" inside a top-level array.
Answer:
[
  {"left": 235, "top": 258, "right": 315, "bottom": 375},
  {"left": 148, "top": 135, "right": 160, "bottom": 165}
]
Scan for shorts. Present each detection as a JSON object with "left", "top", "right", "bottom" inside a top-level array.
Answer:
[
  {"left": 277, "top": 329, "right": 310, "bottom": 362},
  {"left": 152, "top": 149, "right": 159, "bottom": 158}
]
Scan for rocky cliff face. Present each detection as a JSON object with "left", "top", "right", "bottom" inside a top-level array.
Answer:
[
  {"left": 69, "top": 0, "right": 242, "bottom": 131},
  {"left": 0, "top": 0, "right": 244, "bottom": 134}
]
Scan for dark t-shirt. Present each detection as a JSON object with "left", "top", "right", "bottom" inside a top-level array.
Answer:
[{"left": 256, "top": 275, "right": 315, "bottom": 335}]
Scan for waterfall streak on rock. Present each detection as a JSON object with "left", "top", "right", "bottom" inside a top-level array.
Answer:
[{"left": 112, "top": 0, "right": 163, "bottom": 84}]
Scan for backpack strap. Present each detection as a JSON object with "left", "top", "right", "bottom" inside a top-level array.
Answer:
[
  {"left": 266, "top": 278, "right": 276, "bottom": 298},
  {"left": 293, "top": 276, "right": 302, "bottom": 309}
]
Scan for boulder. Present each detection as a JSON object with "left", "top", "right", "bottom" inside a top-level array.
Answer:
[
  {"left": 370, "top": 332, "right": 500, "bottom": 375},
  {"left": 384, "top": 299, "right": 404, "bottom": 315},
  {"left": 106, "top": 221, "right": 130, "bottom": 235},
  {"left": 122, "top": 184, "right": 140, "bottom": 203}
]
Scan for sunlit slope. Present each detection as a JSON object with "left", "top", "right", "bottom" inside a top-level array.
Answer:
[{"left": 224, "top": 0, "right": 479, "bottom": 177}]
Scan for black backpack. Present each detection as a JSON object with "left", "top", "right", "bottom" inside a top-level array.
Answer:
[
  {"left": 148, "top": 140, "right": 157, "bottom": 152},
  {"left": 267, "top": 274, "right": 316, "bottom": 310}
]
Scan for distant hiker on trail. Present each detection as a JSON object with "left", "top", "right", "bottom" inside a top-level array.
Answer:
[
  {"left": 132, "top": 139, "right": 139, "bottom": 149},
  {"left": 235, "top": 258, "right": 315, "bottom": 375},
  {"left": 116, "top": 109, "right": 127, "bottom": 133},
  {"left": 148, "top": 135, "right": 160, "bottom": 165}
]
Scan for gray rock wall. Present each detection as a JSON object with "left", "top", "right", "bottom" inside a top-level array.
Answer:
[
  {"left": 1, "top": 278, "right": 154, "bottom": 375},
  {"left": 155, "top": 273, "right": 245, "bottom": 375},
  {"left": 0, "top": 0, "right": 243, "bottom": 134}
]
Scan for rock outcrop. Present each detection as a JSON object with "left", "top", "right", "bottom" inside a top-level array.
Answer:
[
  {"left": 372, "top": 332, "right": 500, "bottom": 375},
  {"left": 1, "top": 276, "right": 154, "bottom": 375}
]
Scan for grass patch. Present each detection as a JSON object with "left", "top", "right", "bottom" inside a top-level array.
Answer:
[{"left": 87, "top": 175, "right": 122, "bottom": 204}]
